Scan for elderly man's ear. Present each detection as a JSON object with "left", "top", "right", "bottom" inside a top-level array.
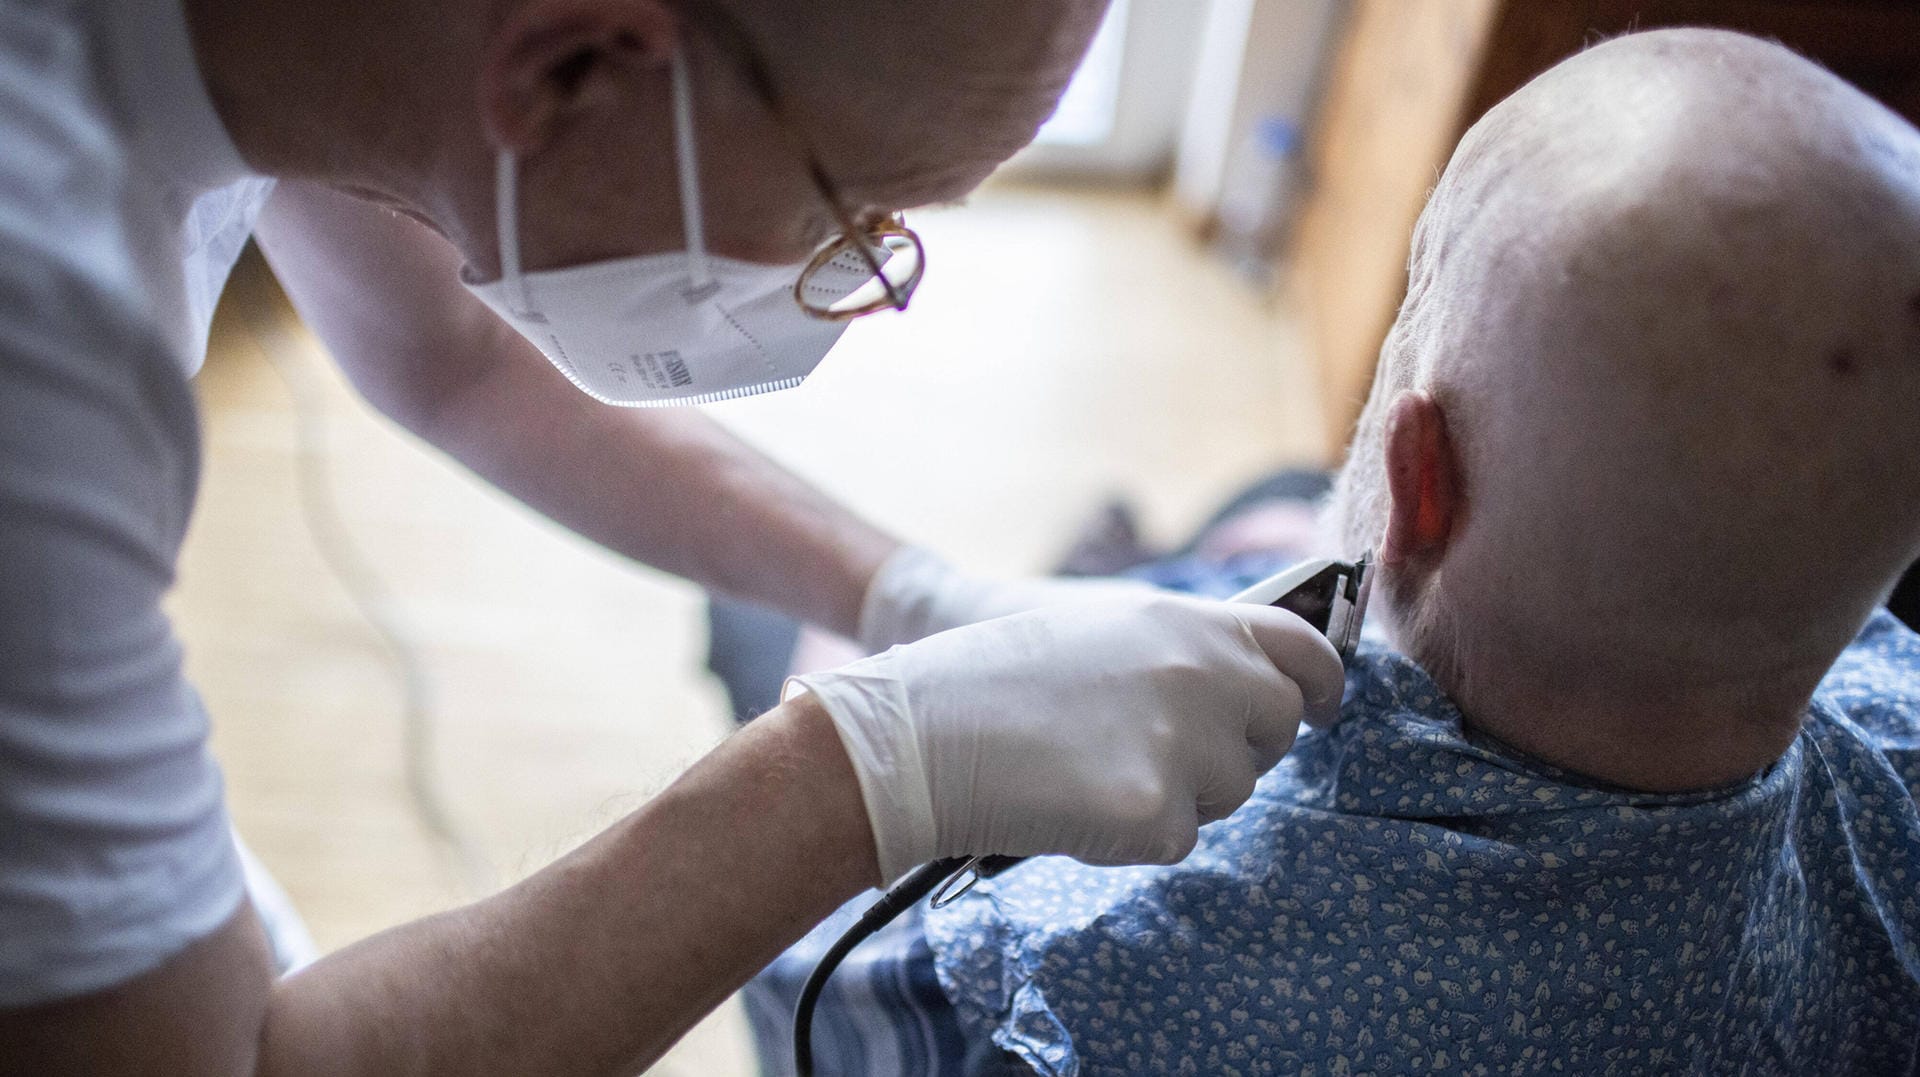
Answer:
[
  {"left": 1380, "top": 390, "right": 1460, "bottom": 566},
  {"left": 479, "top": 0, "right": 679, "bottom": 155}
]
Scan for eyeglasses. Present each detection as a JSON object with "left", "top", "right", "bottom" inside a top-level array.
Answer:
[{"left": 681, "top": 3, "right": 927, "bottom": 322}]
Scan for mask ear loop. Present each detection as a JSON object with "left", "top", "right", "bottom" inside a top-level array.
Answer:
[
  {"left": 495, "top": 49, "right": 709, "bottom": 311},
  {"left": 495, "top": 152, "right": 537, "bottom": 319},
  {"left": 669, "top": 48, "right": 716, "bottom": 297}
]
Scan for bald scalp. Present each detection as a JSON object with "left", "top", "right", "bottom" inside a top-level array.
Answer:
[{"left": 1339, "top": 30, "right": 1920, "bottom": 768}]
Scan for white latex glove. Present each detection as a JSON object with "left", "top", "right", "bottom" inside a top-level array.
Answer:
[
  {"left": 857, "top": 545, "right": 1155, "bottom": 653},
  {"left": 789, "top": 592, "right": 1345, "bottom": 883}
]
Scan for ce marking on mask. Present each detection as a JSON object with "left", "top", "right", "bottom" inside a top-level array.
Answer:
[{"left": 620, "top": 351, "right": 696, "bottom": 391}]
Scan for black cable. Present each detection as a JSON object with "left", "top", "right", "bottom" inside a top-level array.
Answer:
[
  {"left": 794, "top": 853, "right": 1029, "bottom": 1075},
  {"left": 793, "top": 857, "right": 966, "bottom": 1077}
]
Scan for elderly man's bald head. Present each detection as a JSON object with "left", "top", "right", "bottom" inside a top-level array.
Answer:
[{"left": 1331, "top": 29, "right": 1920, "bottom": 788}]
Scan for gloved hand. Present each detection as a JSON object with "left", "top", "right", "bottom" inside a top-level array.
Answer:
[
  {"left": 788, "top": 592, "right": 1345, "bottom": 883},
  {"left": 857, "top": 545, "right": 1155, "bottom": 653}
]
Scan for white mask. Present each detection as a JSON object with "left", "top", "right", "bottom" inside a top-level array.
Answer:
[{"left": 463, "top": 50, "right": 872, "bottom": 406}]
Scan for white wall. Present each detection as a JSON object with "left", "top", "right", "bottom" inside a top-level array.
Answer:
[
  {"left": 1173, "top": 0, "right": 1346, "bottom": 251},
  {"left": 1000, "top": 0, "right": 1213, "bottom": 183}
]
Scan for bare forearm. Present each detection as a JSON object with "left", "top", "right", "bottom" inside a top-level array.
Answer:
[
  {"left": 419, "top": 341, "right": 895, "bottom": 636},
  {"left": 263, "top": 695, "right": 876, "bottom": 1075},
  {"left": 254, "top": 182, "right": 898, "bottom": 636},
  {"left": 0, "top": 698, "right": 874, "bottom": 1076}
]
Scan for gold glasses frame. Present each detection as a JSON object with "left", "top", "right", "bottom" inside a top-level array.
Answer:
[{"left": 681, "top": 2, "right": 928, "bottom": 322}]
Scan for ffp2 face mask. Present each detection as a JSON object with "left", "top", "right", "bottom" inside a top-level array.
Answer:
[{"left": 463, "top": 50, "right": 870, "bottom": 406}]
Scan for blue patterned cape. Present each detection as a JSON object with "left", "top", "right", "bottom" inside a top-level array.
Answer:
[{"left": 748, "top": 562, "right": 1920, "bottom": 1076}]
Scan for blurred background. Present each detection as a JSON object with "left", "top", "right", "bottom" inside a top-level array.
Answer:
[{"left": 175, "top": 1, "right": 1920, "bottom": 1071}]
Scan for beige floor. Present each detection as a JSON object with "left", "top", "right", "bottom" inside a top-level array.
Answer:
[{"left": 175, "top": 181, "right": 1328, "bottom": 1075}]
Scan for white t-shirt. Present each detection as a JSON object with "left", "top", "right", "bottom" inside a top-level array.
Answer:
[{"left": 0, "top": 0, "right": 274, "bottom": 1005}]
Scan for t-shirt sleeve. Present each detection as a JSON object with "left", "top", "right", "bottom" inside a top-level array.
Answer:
[{"left": 0, "top": 22, "right": 244, "bottom": 1003}]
